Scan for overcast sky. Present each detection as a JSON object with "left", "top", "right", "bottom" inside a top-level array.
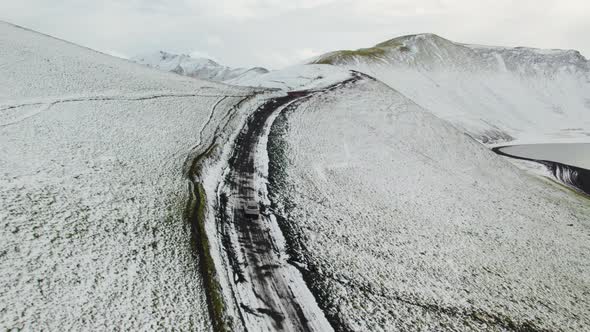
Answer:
[{"left": 2, "top": 1, "right": 589, "bottom": 68}]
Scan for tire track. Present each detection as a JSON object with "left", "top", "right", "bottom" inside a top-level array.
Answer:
[{"left": 215, "top": 73, "right": 361, "bottom": 331}]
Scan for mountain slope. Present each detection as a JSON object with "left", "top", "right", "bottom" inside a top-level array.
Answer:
[
  {"left": 4, "top": 21, "right": 590, "bottom": 332},
  {"left": 311, "top": 34, "right": 590, "bottom": 144},
  {"left": 0, "top": 21, "right": 261, "bottom": 330},
  {"left": 225, "top": 64, "right": 353, "bottom": 90},
  {"left": 267, "top": 74, "right": 590, "bottom": 331},
  {"left": 131, "top": 50, "right": 269, "bottom": 82}
]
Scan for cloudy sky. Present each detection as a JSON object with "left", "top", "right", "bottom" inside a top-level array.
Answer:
[{"left": 2, "top": 0, "right": 589, "bottom": 68}]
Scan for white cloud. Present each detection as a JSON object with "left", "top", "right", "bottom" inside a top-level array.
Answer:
[
  {"left": 181, "top": 0, "right": 339, "bottom": 19},
  {"left": 0, "top": 0, "right": 588, "bottom": 68},
  {"left": 253, "top": 48, "right": 324, "bottom": 68}
]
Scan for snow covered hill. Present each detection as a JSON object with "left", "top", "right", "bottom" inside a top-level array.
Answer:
[
  {"left": 268, "top": 75, "right": 590, "bottom": 331},
  {"left": 225, "top": 64, "right": 353, "bottom": 90},
  {"left": 3, "top": 19, "right": 590, "bottom": 332},
  {"left": 131, "top": 50, "right": 269, "bottom": 82},
  {"left": 0, "top": 21, "right": 262, "bottom": 330},
  {"left": 311, "top": 34, "right": 590, "bottom": 144}
]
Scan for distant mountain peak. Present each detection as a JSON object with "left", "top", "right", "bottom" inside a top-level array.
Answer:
[
  {"left": 131, "top": 51, "right": 268, "bottom": 82},
  {"left": 375, "top": 33, "right": 447, "bottom": 46},
  {"left": 309, "top": 33, "right": 456, "bottom": 65},
  {"left": 310, "top": 33, "right": 589, "bottom": 74},
  {"left": 310, "top": 33, "right": 590, "bottom": 144}
]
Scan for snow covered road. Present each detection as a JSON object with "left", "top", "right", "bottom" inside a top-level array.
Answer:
[{"left": 214, "top": 75, "right": 361, "bottom": 331}]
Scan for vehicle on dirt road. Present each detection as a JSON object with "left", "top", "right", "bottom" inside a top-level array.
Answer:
[{"left": 243, "top": 201, "right": 259, "bottom": 218}]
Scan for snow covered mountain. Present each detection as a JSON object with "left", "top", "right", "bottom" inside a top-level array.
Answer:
[
  {"left": 311, "top": 34, "right": 590, "bottom": 144},
  {"left": 0, "top": 21, "right": 264, "bottom": 330},
  {"left": 3, "top": 20, "right": 590, "bottom": 332},
  {"left": 226, "top": 64, "right": 353, "bottom": 90},
  {"left": 267, "top": 72, "right": 590, "bottom": 331},
  {"left": 131, "top": 50, "right": 269, "bottom": 82}
]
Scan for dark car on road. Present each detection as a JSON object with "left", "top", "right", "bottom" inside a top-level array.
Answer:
[{"left": 243, "top": 201, "right": 259, "bottom": 218}]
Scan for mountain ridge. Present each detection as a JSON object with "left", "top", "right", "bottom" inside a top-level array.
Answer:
[
  {"left": 131, "top": 50, "right": 269, "bottom": 82},
  {"left": 310, "top": 33, "right": 590, "bottom": 144},
  {"left": 311, "top": 33, "right": 588, "bottom": 71}
]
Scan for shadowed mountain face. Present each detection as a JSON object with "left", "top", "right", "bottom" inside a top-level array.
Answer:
[
  {"left": 311, "top": 33, "right": 590, "bottom": 144},
  {"left": 131, "top": 50, "right": 269, "bottom": 82}
]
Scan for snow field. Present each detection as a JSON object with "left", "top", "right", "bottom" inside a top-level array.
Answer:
[
  {"left": 0, "top": 21, "right": 258, "bottom": 330},
  {"left": 268, "top": 77, "right": 590, "bottom": 331},
  {"left": 312, "top": 33, "right": 590, "bottom": 144}
]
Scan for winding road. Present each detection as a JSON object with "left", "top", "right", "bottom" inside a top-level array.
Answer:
[{"left": 216, "top": 74, "right": 361, "bottom": 331}]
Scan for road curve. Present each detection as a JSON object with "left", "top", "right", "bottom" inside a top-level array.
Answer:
[{"left": 216, "top": 75, "right": 360, "bottom": 331}]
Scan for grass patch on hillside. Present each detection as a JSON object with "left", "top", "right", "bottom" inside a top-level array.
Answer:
[
  {"left": 311, "top": 35, "right": 422, "bottom": 65},
  {"left": 539, "top": 175, "right": 590, "bottom": 202},
  {"left": 193, "top": 183, "right": 228, "bottom": 332},
  {"left": 184, "top": 142, "right": 231, "bottom": 332},
  {"left": 375, "top": 39, "right": 404, "bottom": 48},
  {"left": 313, "top": 47, "right": 387, "bottom": 64}
]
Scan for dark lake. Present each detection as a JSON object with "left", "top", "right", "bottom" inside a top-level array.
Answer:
[{"left": 493, "top": 143, "right": 590, "bottom": 195}]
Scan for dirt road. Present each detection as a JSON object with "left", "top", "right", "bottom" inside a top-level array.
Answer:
[{"left": 216, "top": 75, "right": 361, "bottom": 331}]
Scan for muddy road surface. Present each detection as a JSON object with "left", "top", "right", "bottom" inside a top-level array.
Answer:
[{"left": 216, "top": 75, "right": 361, "bottom": 331}]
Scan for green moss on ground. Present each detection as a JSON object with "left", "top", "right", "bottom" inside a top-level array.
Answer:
[
  {"left": 194, "top": 183, "right": 228, "bottom": 332},
  {"left": 184, "top": 142, "right": 231, "bottom": 332},
  {"left": 539, "top": 175, "right": 590, "bottom": 202},
  {"left": 313, "top": 47, "right": 387, "bottom": 64},
  {"left": 375, "top": 39, "right": 404, "bottom": 48},
  {"left": 312, "top": 35, "right": 416, "bottom": 65}
]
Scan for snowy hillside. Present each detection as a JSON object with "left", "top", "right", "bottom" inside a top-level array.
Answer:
[
  {"left": 0, "top": 21, "right": 262, "bottom": 330},
  {"left": 131, "top": 50, "right": 268, "bottom": 82},
  {"left": 268, "top": 76, "right": 590, "bottom": 331},
  {"left": 226, "top": 64, "right": 353, "bottom": 90},
  {"left": 311, "top": 34, "right": 590, "bottom": 144},
  {"left": 3, "top": 18, "right": 590, "bottom": 332}
]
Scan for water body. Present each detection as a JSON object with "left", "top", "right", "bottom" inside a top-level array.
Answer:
[{"left": 492, "top": 143, "right": 590, "bottom": 195}]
